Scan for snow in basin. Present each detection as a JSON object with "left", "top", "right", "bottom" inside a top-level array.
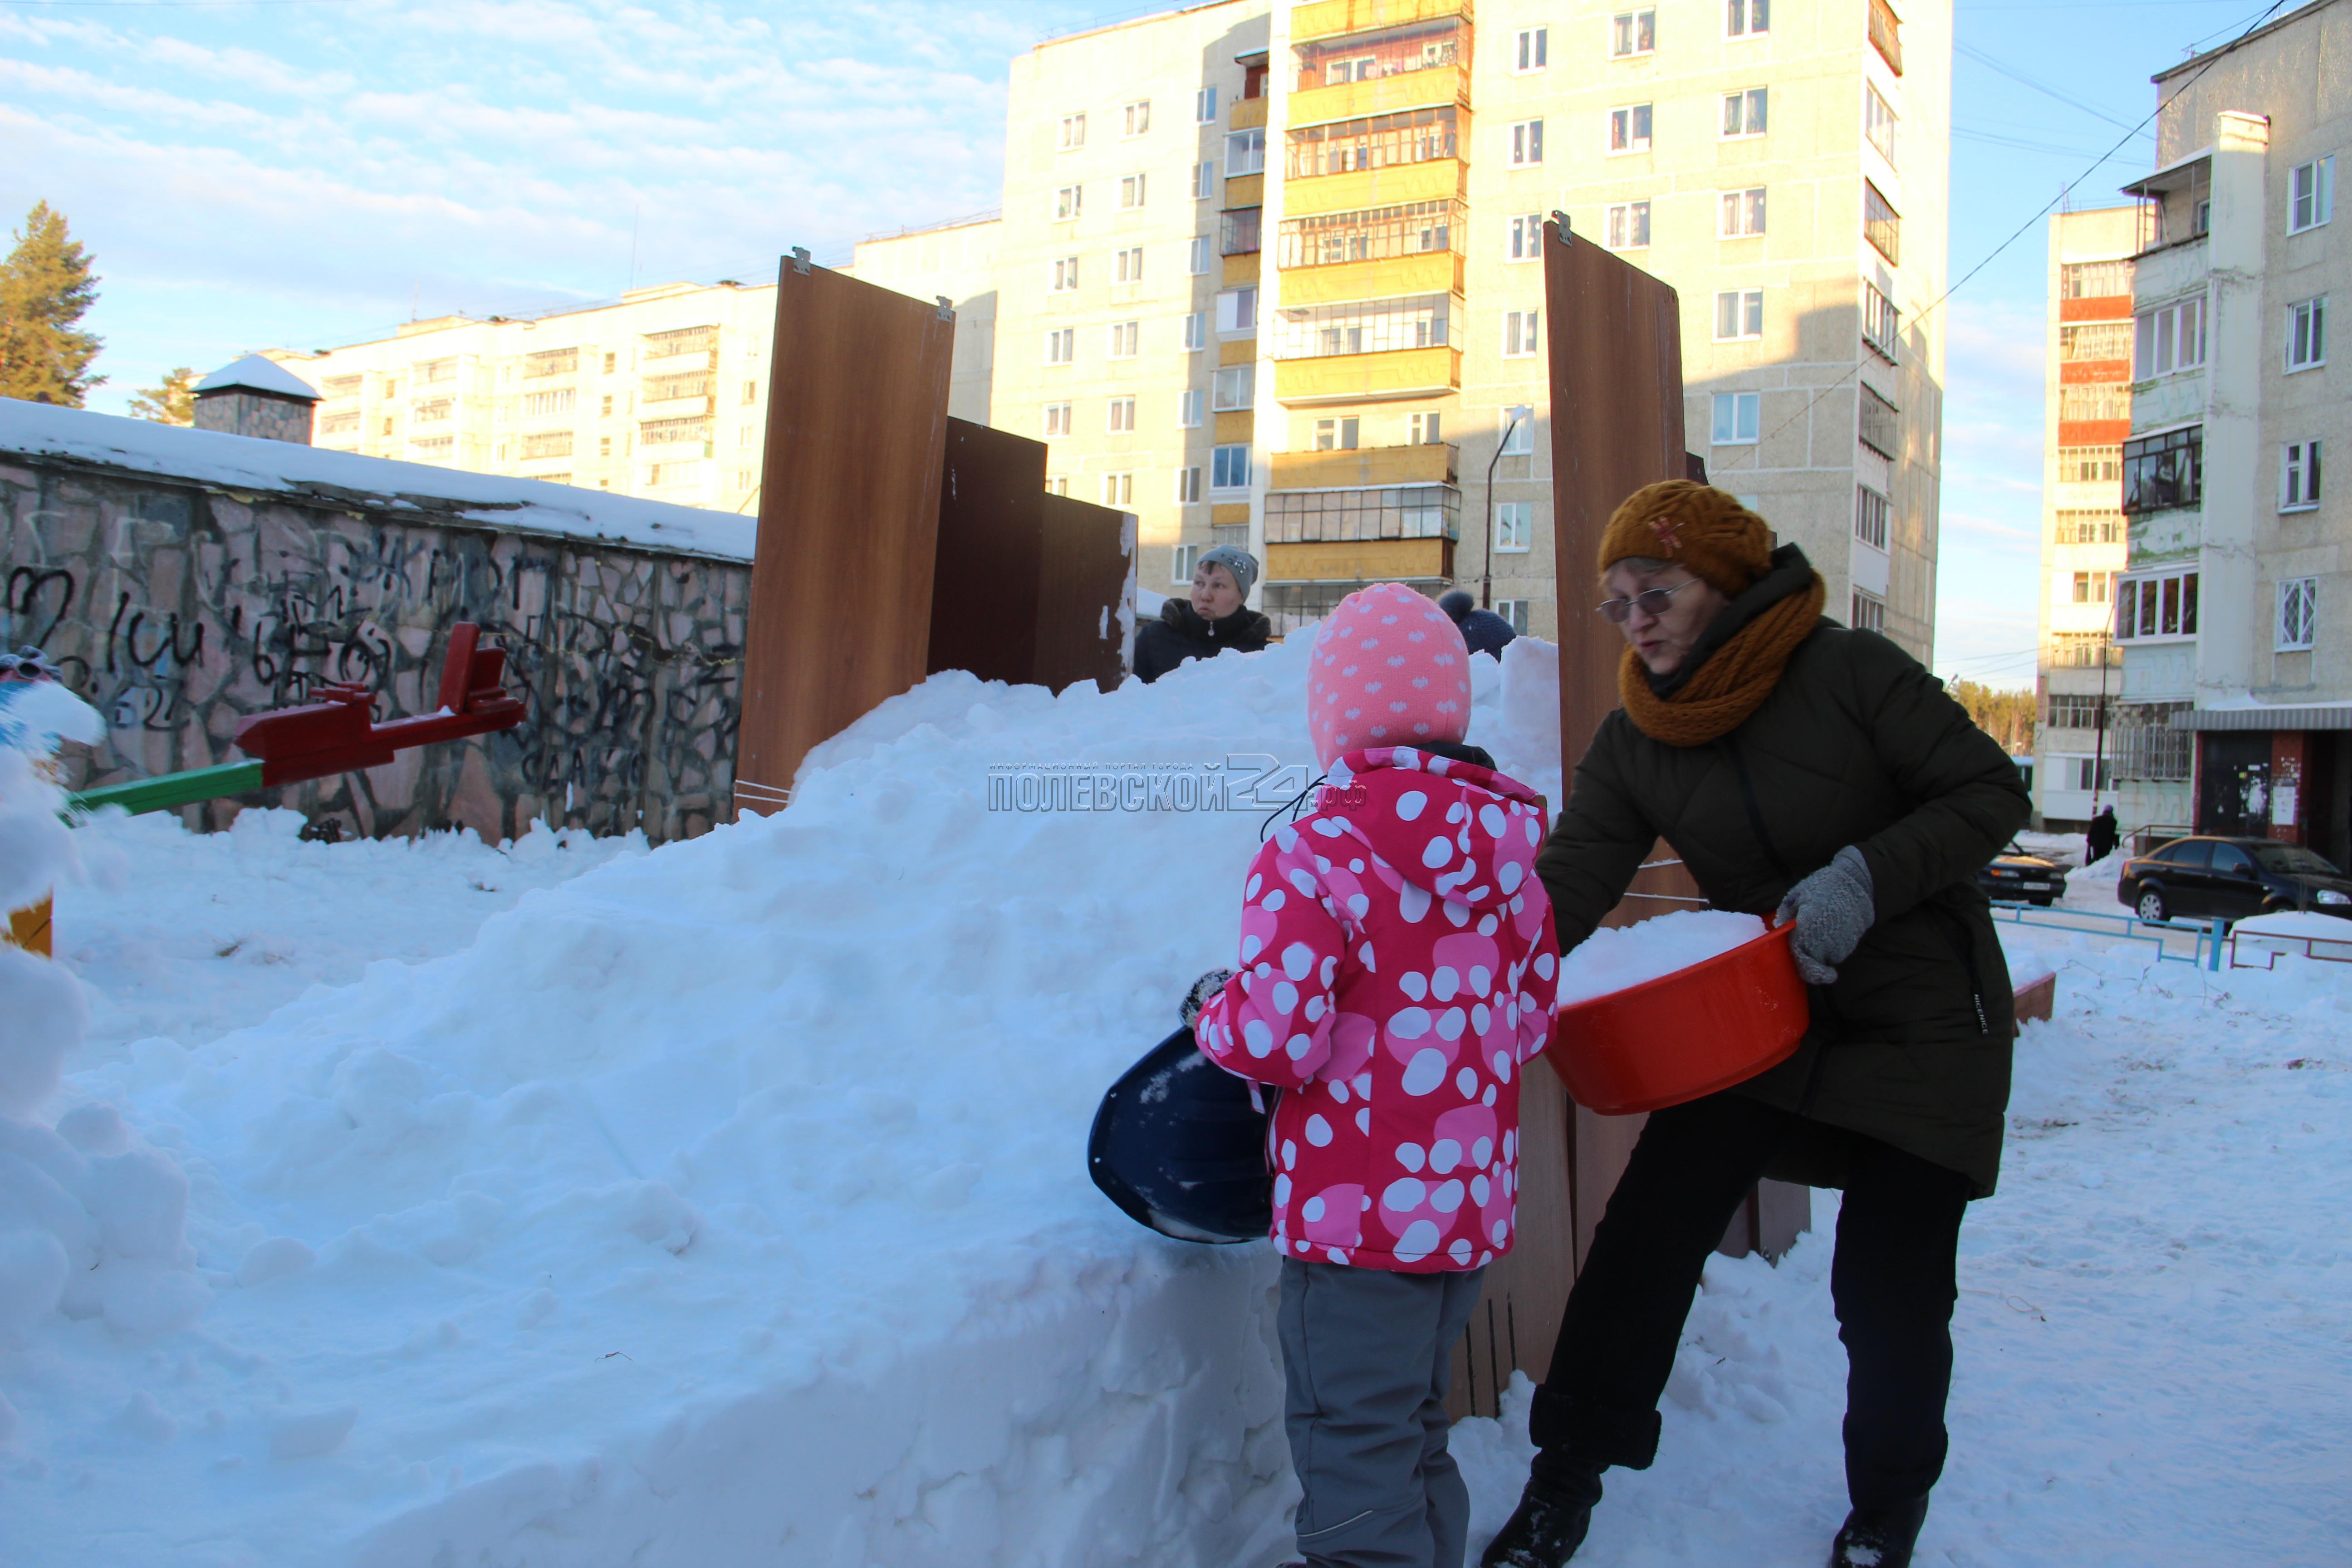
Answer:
[{"left": 1552, "top": 910, "right": 1769, "bottom": 1009}]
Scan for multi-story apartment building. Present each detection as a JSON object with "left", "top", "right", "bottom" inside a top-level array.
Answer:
[
  {"left": 262, "top": 221, "right": 1000, "bottom": 516},
  {"left": 2109, "top": 0, "right": 2352, "bottom": 866},
  {"left": 980, "top": 0, "right": 1950, "bottom": 648},
  {"left": 2032, "top": 205, "right": 2136, "bottom": 832}
]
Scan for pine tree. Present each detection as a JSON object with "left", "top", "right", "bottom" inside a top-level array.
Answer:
[
  {"left": 0, "top": 202, "right": 105, "bottom": 407},
  {"left": 128, "top": 366, "right": 197, "bottom": 425}
]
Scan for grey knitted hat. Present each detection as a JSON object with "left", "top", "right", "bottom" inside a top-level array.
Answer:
[{"left": 1195, "top": 544, "right": 1259, "bottom": 598}]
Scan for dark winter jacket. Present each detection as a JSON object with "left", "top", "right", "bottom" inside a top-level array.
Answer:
[
  {"left": 1534, "top": 622, "right": 2031, "bottom": 1196},
  {"left": 1133, "top": 597, "right": 1274, "bottom": 683}
]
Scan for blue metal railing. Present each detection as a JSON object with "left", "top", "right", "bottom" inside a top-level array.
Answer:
[{"left": 1987, "top": 901, "right": 2228, "bottom": 970}]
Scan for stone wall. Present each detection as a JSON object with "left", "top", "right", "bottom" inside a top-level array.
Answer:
[{"left": 1, "top": 452, "right": 747, "bottom": 844}]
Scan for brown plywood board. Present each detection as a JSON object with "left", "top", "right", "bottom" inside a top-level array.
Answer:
[
  {"left": 736, "top": 260, "right": 955, "bottom": 814},
  {"left": 1034, "top": 494, "right": 1136, "bottom": 695},
  {"left": 926, "top": 417, "right": 1049, "bottom": 687}
]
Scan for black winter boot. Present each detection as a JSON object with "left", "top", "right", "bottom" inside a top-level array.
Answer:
[
  {"left": 1478, "top": 1455, "right": 1603, "bottom": 1568},
  {"left": 1828, "top": 1495, "right": 1929, "bottom": 1568}
]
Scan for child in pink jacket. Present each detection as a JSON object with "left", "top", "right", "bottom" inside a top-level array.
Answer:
[{"left": 1191, "top": 583, "right": 1560, "bottom": 1568}]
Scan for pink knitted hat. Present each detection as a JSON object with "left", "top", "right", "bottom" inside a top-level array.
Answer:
[{"left": 1307, "top": 583, "right": 1473, "bottom": 769}]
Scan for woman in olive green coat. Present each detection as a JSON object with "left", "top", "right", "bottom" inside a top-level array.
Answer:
[{"left": 1482, "top": 483, "right": 2029, "bottom": 1568}]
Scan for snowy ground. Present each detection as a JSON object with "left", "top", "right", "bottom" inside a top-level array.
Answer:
[{"left": 3, "top": 643, "right": 2348, "bottom": 1565}]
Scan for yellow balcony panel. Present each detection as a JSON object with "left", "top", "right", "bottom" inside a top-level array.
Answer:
[
  {"left": 1220, "top": 339, "right": 1258, "bottom": 367},
  {"left": 1288, "top": 68, "right": 1466, "bottom": 129},
  {"left": 1275, "top": 346, "right": 1460, "bottom": 405},
  {"left": 1291, "top": 0, "right": 1472, "bottom": 45},
  {"left": 1268, "top": 443, "right": 1456, "bottom": 490},
  {"left": 1215, "top": 410, "right": 1256, "bottom": 443},
  {"left": 1222, "top": 251, "right": 1263, "bottom": 286},
  {"left": 1225, "top": 173, "right": 1266, "bottom": 208},
  {"left": 1282, "top": 159, "right": 1466, "bottom": 217},
  {"left": 1278, "top": 252, "right": 1464, "bottom": 305},
  {"left": 1230, "top": 94, "right": 1269, "bottom": 130},
  {"left": 1267, "top": 536, "right": 1455, "bottom": 582},
  {"left": 1212, "top": 502, "right": 1254, "bottom": 526}
]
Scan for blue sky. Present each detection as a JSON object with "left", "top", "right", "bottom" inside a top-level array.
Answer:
[{"left": 0, "top": 0, "right": 2299, "bottom": 685}]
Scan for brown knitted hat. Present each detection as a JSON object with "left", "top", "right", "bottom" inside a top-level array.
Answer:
[{"left": 1597, "top": 480, "right": 1774, "bottom": 596}]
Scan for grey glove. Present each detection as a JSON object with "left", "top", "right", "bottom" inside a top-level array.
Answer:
[
  {"left": 1774, "top": 846, "right": 1875, "bottom": 985},
  {"left": 1181, "top": 968, "right": 1236, "bottom": 1027}
]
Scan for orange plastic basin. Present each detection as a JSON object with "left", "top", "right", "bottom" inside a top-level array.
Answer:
[{"left": 1550, "top": 921, "right": 1811, "bottom": 1115}]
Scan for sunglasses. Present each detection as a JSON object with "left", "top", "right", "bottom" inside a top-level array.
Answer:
[{"left": 1596, "top": 579, "right": 1698, "bottom": 624}]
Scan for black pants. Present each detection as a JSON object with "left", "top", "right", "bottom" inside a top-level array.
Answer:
[{"left": 1529, "top": 1092, "right": 1974, "bottom": 1509}]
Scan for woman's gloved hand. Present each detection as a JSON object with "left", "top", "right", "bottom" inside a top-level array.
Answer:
[
  {"left": 1181, "top": 968, "right": 1236, "bottom": 1027},
  {"left": 1774, "top": 846, "right": 1875, "bottom": 985}
]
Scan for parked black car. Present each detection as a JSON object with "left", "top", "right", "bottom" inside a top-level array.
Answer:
[
  {"left": 1978, "top": 843, "right": 2070, "bottom": 906},
  {"left": 2116, "top": 836, "right": 2352, "bottom": 924}
]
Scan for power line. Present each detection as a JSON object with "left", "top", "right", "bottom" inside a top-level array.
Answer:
[{"left": 1954, "top": 41, "right": 2158, "bottom": 138}]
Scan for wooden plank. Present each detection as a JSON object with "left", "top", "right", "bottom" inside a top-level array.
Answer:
[
  {"left": 1034, "top": 494, "right": 1135, "bottom": 695},
  {"left": 926, "top": 417, "right": 1049, "bottom": 687},
  {"left": 735, "top": 259, "right": 954, "bottom": 815}
]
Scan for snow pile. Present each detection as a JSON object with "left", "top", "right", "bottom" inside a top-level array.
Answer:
[
  {"left": 1552, "top": 910, "right": 1769, "bottom": 1009},
  {"left": 1, "top": 634, "right": 1550, "bottom": 1565}
]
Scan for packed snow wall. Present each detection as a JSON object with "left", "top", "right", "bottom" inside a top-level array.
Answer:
[{"left": 0, "top": 410, "right": 750, "bottom": 845}]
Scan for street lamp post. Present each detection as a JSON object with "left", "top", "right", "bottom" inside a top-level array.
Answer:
[{"left": 1483, "top": 410, "right": 1524, "bottom": 611}]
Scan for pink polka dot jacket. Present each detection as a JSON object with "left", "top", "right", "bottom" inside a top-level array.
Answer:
[{"left": 1194, "top": 745, "right": 1562, "bottom": 1273}]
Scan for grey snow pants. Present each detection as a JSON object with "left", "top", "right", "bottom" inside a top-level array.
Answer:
[{"left": 1276, "top": 1258, "right": 1487, "bottom": 1568}]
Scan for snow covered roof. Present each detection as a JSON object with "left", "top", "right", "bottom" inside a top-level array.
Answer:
[
  {"left": 0, "top": 398, "right": 755, "bottom": 563},
  {"left": 193, "top": 353, "right": 324, "bottom": 402}
]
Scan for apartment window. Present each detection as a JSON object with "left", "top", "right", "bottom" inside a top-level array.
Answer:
[
  {"left": 1859, "top": 385, "right": 1899, "bottom": 457},
  {"left": 1315, "top": 416, "right": 1360, "bottom": 451},
  {"left": 1722, "top": 88, "right": 1768, "bottom": 138},
  {"left": 1108, "top": 321, "right": 1140, "bottom": 358},
  {"left": 1727, "top": 0, "right": 1769, "bottom": 36},
  {"left": 2062, "top": 259, "right": 2133, "bottom": 299},
  {"left": 1195, "top": 161, "right": 1215, "bottom": 199},
  {"left": 1715, "top": 290, "right": 1764, "bottom": 341},
  {"left": 412, "top": 397, "right": 454, "bottom": 423},
  {"left": 1865, "top": 83, "right": 1899, "bottom": 167},
  {"left": 1053, "top": 256, "right": 1080, "bottom": 291},
  {"left": 1411, "top": 411, "right": 1443, "bottom": 445},
  {"left": 2116, "top": 568, "right": 2200, "bottom": 640},
  {"left": 1850, "top": 589, "right": 1886, "bottom": 632},
  {"left": 1212, "top": 444, "right": 1252, "bottom": 490},
  {"left": 1220, "top": 207, "right": 1263, "bottom": 255},
  {"left": 2135, "top": 296, "right": 2206, "bottom": 377},
  {"left": 600, "top": 395, "right": 613, "bottom": 416},
  {"left": 1048, "top": 476, "right": 1071, "bottom": 497},
  {"left": 742, "top": 380, "right": 759, "bottom": 405},
  {"left": 2055, "top": 509, "right": 2124, "bottom": 543},
  {"left": 1102, "top": 472, "right": 1134, "bottom": 507},
  {"left": 1494, "top": 502, "right": 1532, "bottom": 552},
  {"left": 1509, "top": 213, "right": 1544, "bottom": 260},
  {"left": 2287, "top": 297, "right": 2328, "bottom": 371},
  {"left": 1275, "top": 295, "right": 1452, "bottom": 358},
  {"left": 1719, "top": 187, "right": 1767, "bottom": 237},
  {"left": 2122, "top": 426, "right": 2203, "bottom": 513},
  {"left": 2059, "top": 385, "right": 2131, "bottom": 422},
  {"left": 1867, "top": 0, "right": 1902, "bottom": 73},
  {"left": 1864, "top": 181, "right": 1901, "bottom": 263},
  {"left": 1174, "top": 543, "right": 1201, "bottom": 586},
  {"left": 1107, "top": 397, "right": 1137, "bottom": 433},
  {"left": 1115, "top": 247, "right": 1145, "bottom": 283},
  {"left": 2046, "top": 694, "right": 2103, "bottom": 728},
  {"left": 520, "top": 431, "right": 573, "bottom": 459},
  {"left": 1864, "top": 284, "right": 1901, "bottom": 362},
  {"left": 1227, "top": 128, "right": 1266, "bottom": 176},
  {"left": 2070, "top": 570, "right": 2115, "bottom": 604},
  {"left": 1609, "top": 104, "right": 1654, "bottom": 153},
  {"left": 1188, "top": 235, "right": 1212, "bottom": 276},
  {"left": 1714, "top": 391, "right": 1761, "bottom": 444},
  {"left": 1123, "top": 99, "right": 1151, "bottom": 137},
  {"left": 1177, "top": 466, "right": 1203, "bottom": 504},
  {"left": 1493, "top": 600, "right": 1531, "bottom": 636},
  {"left": 1044, "top": 402, "right": 1073, "bottom": 438},
  {"left": 1120, "top": 174, "right": 1147, "bottom": 210},
  {"left": 1502, "top": 405, "right": 1536, "bottom": 454},
  {"left": 1213, "top": 365, "right": 1255, "bottom": 411},
  {"left": 2290, "top": 156, "right": 2335, "bottom": 233},
  {"left": 521, "top": 388, "right": 576, "bottom": 417},
  {"left": 1517, "top": 26, "right": 1549, "bottom": 70},
  {"left": 1217, "top": 285, "right": 1259, "bottom": 334},
  {"left": 1286, "top": 106, "right": 1462, "bottom": 177},
  {"left": 1511, "top": 120, "right": 1545, "bottom": 167},
  {"left": 598, "top": 435, "right": 611, "bottom": 456},
  {"left": 1056, "top": 184, "right": 1082, "bottom": 220},
  {"left": 1060, "top": 113, "right": 1086, "bottom": 149},
  {"left": 1179, "top": 388, "right": 1205, "bottom": 426},
  {"left": 2061, "top": 321, "right": 2134, "bottom": 362},
  {"left": 2283, "top": 439, "right": 2323, "bottom": 510},
  {"left": 738, "top": 425, "right": 755, "bottom": 448},
  {"left": 1611, "top": 11, "right": 1655, "bottom": 56},
  {"left": 1183, "top": 311, "right": 1208, "bottom": 350},
  {"left": 1046, "top": 328, "right": 1075, "bottom": 364},
  {"left": 2278, "top": 577, "right": 2318, "bottom": 650},
  {"left": 1606, "top": 201, "right": 1651, "bottom": 250},
  {"left": 1196, "top": 87, "right": 1218, "bottom": 124},
  {"left": 1855, "top": 485, "right": 1890, "bottom": 549},
  {"left": 1278, "top": 198, "right": 1464, "bottom": 268},
  {"left": 599, "top": 355, "right": 614, "bottom": 376},
  {"left": 1504, "top": 309, "right": 1543, "bottom": 358}
]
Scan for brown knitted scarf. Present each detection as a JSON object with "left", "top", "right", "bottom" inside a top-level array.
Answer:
[{"left": 1618, "top": 571, "right": 1826, "bottom": 746}]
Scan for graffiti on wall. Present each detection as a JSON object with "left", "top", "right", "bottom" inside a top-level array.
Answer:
[{"left": 1, "top": 460, "right": 747, "bottom": 844}]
